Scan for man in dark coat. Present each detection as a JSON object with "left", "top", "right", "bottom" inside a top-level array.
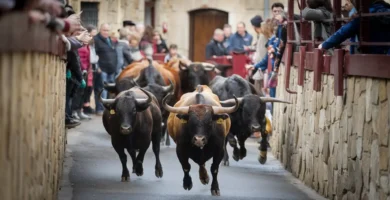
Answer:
[
  {"left": 94, "top": 23, "right": 118, "bottom": 115},
  {"left": 205, "top": 28, "right": 228, "bottom": 60}
]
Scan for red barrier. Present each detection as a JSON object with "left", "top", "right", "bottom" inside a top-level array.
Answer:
[
  {"left": 153, "top": 53, "right": 166, "bottom": 62},
  {"left": 231, "top": 53, "right": 248, "bottom": 78}
]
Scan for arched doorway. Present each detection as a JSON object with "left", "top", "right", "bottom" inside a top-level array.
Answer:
[{"left": 189, "top": 9, "right": 228, "bottom": 61}]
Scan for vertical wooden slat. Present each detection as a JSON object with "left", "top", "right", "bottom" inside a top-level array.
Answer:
[
  {"left": 298, "top": 46, "right": 306, "bottom": 86},
  {"left": 313, "top": 49, "right": 323, "bottom": 91}
]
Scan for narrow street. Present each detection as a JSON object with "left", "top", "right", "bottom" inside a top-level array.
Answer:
[{"left": 59, "top": 117, "right": 325, "bottom": 200}]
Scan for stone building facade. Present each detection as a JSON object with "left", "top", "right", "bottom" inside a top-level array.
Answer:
[{"left": 68, "top": 0, "right": 288, "bottom": 58}]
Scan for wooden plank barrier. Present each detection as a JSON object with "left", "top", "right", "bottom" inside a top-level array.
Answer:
[{"left": 0, "top": 13, "right": 66, "bottom": 200}]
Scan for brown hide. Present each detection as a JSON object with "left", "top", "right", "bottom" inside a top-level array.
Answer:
[{"left": 166, "top": 85, "right": 231, "bottom": 143}]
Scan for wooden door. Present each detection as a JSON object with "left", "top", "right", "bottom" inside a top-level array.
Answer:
[{"left": 190, "top": 9, "right": 228, "bottom": 61}]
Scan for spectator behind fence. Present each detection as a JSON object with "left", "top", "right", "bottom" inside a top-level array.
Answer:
[
  {"left": 164, "top": 44, "right": 183, "bottom": 63},
  {"left": 249, "top": 15, "right": 266, "bottom": 94},
  {"left": 205, "top": 28, "right": 228, "bottom": 60},
  {"left": 248, "top": 19, "right": 279, "bottom": 97},
  {"left": 302, "top": 0, "right": 333, "bottom": 41},
  {"left": 271, "top": 2, "right": 284, "bottom": 18},
  {"left": 343, "top": 0, "right": 358, "bottom": 54},
  {"left": 139, "top": 25, "right": 155, "bottom": 52},
  {"left": 319, "top": 0, "right": 390, "bottom": 55},
  {"left": 153, "top": 30, "right": 169, "bottom": 53},
  {"left": 228, "top": 22, "right": 253, "bottom": 53},
  {"left": 223, "top": 24, "right": 233, "bottom": 49},
  {"left": 123, "top": 20, "right": 136, "bottom": 32},
  {"left": 116, "top": 28, "right": 133, "bottom": 77},
  {"left": 94, "top": 23, "right": 118, "bottom": 115}
]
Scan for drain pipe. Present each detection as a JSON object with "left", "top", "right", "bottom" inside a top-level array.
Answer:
[{"left": 264, "top": 0, "right": 270, "bottom": 18}]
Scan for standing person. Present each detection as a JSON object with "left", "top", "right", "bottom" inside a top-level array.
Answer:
[
  {"left": 302, "top": 0, "right": 333, "bottom": 41},
  {"left": 80, "top": 25, "right": 98, "bottom": 115},
  {"left": 136, "top": 23, "right": 145, "bottom": 36},
  {"left": 271, "top": 2, "right": 284, "bottom": 18},
  {"left": 116, "top": 28, "right": 133, "bottom": 76},
  {"left": 164, "top": 44, "right": 183, "bottom": 63},
  {"left": 248, "top": 15, "right": 266, "bottom": 95},
  {"left": 222, "top": 24, "right": 233, "bottom": 49},
  {"left": 94, "top": 23, "right": 117, "bottom": 115},
  {"left": 205, "top": 28, "right": 228, "bottom": 59},
  {"left": 227, "top": 22, "right": 253, "bottom": 53},
  {"left": 153, "top": 30, "right": 169, "bottom": 53},
  {"left": 139, "top": 25, "right": 156, "bottom": 52}
]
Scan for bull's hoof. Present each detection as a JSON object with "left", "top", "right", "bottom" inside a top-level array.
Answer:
[
  {"left": 135, "top": 162, "right": 144, "bottom": 176},
  {"left": 223, "top": 160, "right": 229, "bottom": 166},
  {"left": 199, "top": 168, "right": 209, "bottom": 185},
  {"left": 121, "top": 176, "right": 130, "bottom": 182},
  {"left": 132, "top": 167, "right": 136, "bottom": 174},
  {"left": 211, "top": 189, "right": 221, "bottom": 196},
  {"left": 155, "top": 166, "right": 163, "bottom": 178},
  {"left": 258, "top": 151, "right": 267, "bottom": 164},
  {"left": 183, "top": 176, "right": 193, "bottom": 190},
  {"left": 239, "top": 148, "right": 247, "bottom": 160},
  {"left": 232, "top": 149, "right": 240, "bottom": 162}
]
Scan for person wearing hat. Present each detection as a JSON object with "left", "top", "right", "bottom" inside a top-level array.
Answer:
[{"left": 123, "top": 20, "right": 136, "bottom": 32}]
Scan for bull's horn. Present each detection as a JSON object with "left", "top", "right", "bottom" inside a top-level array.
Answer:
[
  {"left": 135, "top": 88, "right": 152, "bottom": 106},
  {"left": 162, "top": 79, "right": 174, "bottom": 93},
  {"left": 202, "top": 62, "right": 216, "bottom": 71},
  {"left": 259, "top": 97, "right": 292, "bottom": 104},
  {"left": 104, "top": 81, "right": 116, "bottom": 88},
  {"left": 162, "top": 93, "right": 189, "bottom": 114},
  {"left": 179, "top": 61, "right": 188, "bottom": 71},
  {"left": 212, "top": 95, "right": 239, "bottom": 114},
  {"left": 98, "top": 89, "right": 115, "bottom": 105},
  {"left": 133, "top": 74, "right": 140, "bottom": 83},
  {"left": 219, "top": 97, "right": 244, "bottom": 105}
]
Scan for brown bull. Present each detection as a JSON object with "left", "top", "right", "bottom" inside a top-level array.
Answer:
[
  {"left": 117, "top": 59, "right": 182, "bottom": 101},
  {"left": 164, "top": 85, "right": 239, "bottom": 196}
]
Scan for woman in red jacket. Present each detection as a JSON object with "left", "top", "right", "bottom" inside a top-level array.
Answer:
[{"left": 78, "top": 25, "right": 98, "bottom": 116}]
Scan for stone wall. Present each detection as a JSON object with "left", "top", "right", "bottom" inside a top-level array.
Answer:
[
  {"left": 271, "top": 63, "right": 390, "bottom": 199},
  {"left": 0, "top": 14, "right": 66, "bottom": 200}
]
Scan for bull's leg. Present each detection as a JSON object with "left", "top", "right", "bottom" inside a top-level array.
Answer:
[
  {"left": 126, "top": 149, "right": 136, "bottom": 173},
  {"left": 210, "top": 150, "right": 224, "bottom": 196},
  {"left": 177, "top": 147, "right": 192, "bottom": 190},
  {"left": 112, "top": 143, "right": 129, "bottom": 182},
  {"left": 152, "top": 128, "right": 163, "bottom": 178},
  {"left": 227, "top": 132, "right": 237, "bottom": 147},
  {"left": 238, "top": 138, "right": 247, "bottom": 160},
  {"left": 223, "top": 138, "right": 230, "bottom": 166},
  {"left": 199, "top": 164, "right": 209, "bottom": 185},
  {"left": 134, "top": 147, "right": 148, "bottom": 176},
  {"left": 258, "top": 117, "right": 268, "bottom": 164}
]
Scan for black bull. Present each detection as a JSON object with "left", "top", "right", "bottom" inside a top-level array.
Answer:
[
  {"left": 99, "top": 88, "right": 163, "bottom": 181},
  {"left": 209, "top": 75, "right": 291, "bottom": 165},
  {"left": 104, "top": 64, "right": 174, "bottom": 146}
]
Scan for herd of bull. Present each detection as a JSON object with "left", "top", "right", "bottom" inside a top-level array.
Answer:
[{"left": 98, "top": 58, "right": 291, "bottom": 196}]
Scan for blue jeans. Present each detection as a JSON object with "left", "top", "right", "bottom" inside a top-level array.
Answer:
[
  {"left": 94, "top": 71, "right": 115, "bottom": 112},
  {"left": 270, "top": 87, "right": 276, "bottom": 98}
]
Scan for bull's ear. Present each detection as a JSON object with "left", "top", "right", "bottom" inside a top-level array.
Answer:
[
  {"left": 176, "top": 114, "right": 189, "bottom": 120},
  {"left": 212, "top": 114, "right": 229, "bottom": 121}
]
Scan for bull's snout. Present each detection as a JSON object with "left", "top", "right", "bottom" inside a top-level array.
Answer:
[
  {"left": 192, "top": 135, "right": 207, "bottom": 149},
  {"left": 251, "top": 125, "right": 261, "bottom": 132},
  {"left": 120, "top": 124, "right": 132, "bottom": 135}
]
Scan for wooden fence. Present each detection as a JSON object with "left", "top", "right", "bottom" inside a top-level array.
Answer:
[{"left": 0, "top": 13, "right": 66, "bottom": 200}]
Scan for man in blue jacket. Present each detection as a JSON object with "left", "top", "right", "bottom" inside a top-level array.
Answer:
[
  {"left": 319, "top": 0, "right": 390, "bottom": 54},
  {"left": 227, "top": 22, "right": 253, "bottom": 53}
]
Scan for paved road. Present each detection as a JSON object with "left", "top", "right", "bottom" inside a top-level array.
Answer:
[{"left": 59, "top": 117, "right": 325, "bottom": 200}]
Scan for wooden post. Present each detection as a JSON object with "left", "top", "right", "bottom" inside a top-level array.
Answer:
[{"left": 313, "top": 49, "right": 323, "bottom": 91}]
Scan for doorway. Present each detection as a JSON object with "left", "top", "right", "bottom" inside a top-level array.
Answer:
[{"left": 189, "top": 9, "right": 228, "bottom": 61}]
